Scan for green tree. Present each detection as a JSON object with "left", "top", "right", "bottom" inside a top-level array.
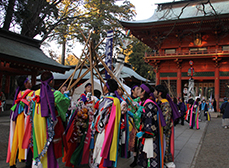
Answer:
[
  {"left": 0, "top": 0, "right": 83, "bottom": 42},
  {"left": 49, "top": 0, "right": 136, "bottom": 64},
  {"left": 126, "top": 38, "right": 155, "bottom": 82},
  {"left": 73, "top": 0, "right": 136, "bottom": 52},
  {"left": 48, "top": 0, "right": 83, "bottom": 64}
]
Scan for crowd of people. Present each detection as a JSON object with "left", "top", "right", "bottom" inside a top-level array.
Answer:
[{"left": 5, "top": 72, "right": 219, "bottom": 168}]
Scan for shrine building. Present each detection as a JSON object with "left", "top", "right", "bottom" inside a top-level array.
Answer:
[
  {"left": 0, "top": 29, "right": 71, "bottom": 101},
  {"left": 120, "top": 0, "right": 229, "bottom": 111}
]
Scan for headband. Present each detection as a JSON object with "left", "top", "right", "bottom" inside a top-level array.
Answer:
[
  {"left": 24, "top": 78, "right": 29, "bottom": 84},
  {"left": 140, "top": 84, "right": 151, "bottom": 94},
  {"left": 106, "top": 82, "right": 122, "bottom": 102},
  {"left": 40, "top": 75, "right": 56, "bottom": 121},
  {"left": 106, "top": 82, "right": 110, "bottom": 91},
  {"left": 131, "top": 85, "right": 138, "bottom": 91}
]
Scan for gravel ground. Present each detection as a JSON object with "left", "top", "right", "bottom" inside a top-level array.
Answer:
[{"left": 194, "top": 118, "right": 229, "bottom": 168}]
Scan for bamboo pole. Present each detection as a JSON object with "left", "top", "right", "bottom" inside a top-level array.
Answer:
[
  {"left": 95, "top": 51, "right": 137, "bottom": 111},
  {"left": 69, "top": 56, "right": 105, "bottom": 91},
  {"left": 95, "top": 37, "right": 105, "bottom": 49},
  {"left": 77, "top": 62, "right": 85, "bottom": 79},
  {"left": 69, "top": 68, "right": 91, "bottom": 90},
  {"left": 58, "top": 73, "right": 73, "bottom": 91},
  {"left": 67, "top": 32, "right": 92, "bottom": 90},
  {"left": 90, "top": 40, "right": 94, "bottom": 97},
  {"left": 82, "top": 50, "right": 106, "bottom": 86}
]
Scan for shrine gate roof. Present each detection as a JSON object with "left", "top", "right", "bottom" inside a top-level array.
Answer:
[{"left": 120, "top": 0, "right": 229, "bottom": 27}]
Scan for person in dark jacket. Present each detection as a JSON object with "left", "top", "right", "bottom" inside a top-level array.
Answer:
[
  {"left": 220, "top": 97, "right": 229, "bottom": 128},
  {"left": 213, "top": 98, "right": 217, "bottom": 112},
  {"left": 177, "top": 97, "right": 186, "bottom": 125}
]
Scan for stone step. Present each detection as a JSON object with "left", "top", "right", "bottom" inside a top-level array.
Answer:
[{"left": 210, "top": 112, "right": 221, "bottom": 118}]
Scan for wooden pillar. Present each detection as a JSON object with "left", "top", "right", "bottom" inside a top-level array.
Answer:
[
  {"left": 201, "top": 86, "right": 204, "bottom": 99},
  {"left": 177, "top": 68, "right": 182, "bottom": 98},
  {"left": 195, "top": 86, "right": 199, "bottom": 96},
  {"left": 0, "top": 73, "right": 2, "bottom": 88},
  {"left": 156, "top": 71, "right": 160, "bottom": 85},
  {"left": 5, "top": 75, "right": 10, "bottom": 98},
  {"left": 31, "top": 71, "right": 37, "bottom": 86},
  {"left": 215, "top": 66, "right": 219, "bottom": 112}
]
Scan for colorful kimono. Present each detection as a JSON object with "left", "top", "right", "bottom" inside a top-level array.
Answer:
[
  {"left": 79, "top": 92, "right": 87, "bottom": 103},
  {"left": 31, "top": 89, "right": 70, "bottom": 168},
  {"left": 189, "top": 102, "right": 200, "bottom": 129},
  {"left": 119, "top": 97, "right": 130, "bottom": 158},
  {"left": 138, "top": 99, "right": 160, "bottom": 168},
  {"left": 63, "top": 103, "right": 94, "bottom": 167},
  {"left": 92, "top": 94, "right": 121, "bottom": 168},
  {"left": 159, "top": 99, "right": 174, "bottom": 163},
  {"left": 53, "top": 90, "right": 71, "bottom": 159},
  {"left": 7, "top": 89, "right": 33, "bottom": 166},
  {"left": 127, "top": 97, "right": 141, "bottom": 152}
]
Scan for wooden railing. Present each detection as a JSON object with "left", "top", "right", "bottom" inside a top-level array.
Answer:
[{"left": 145, "top": 49, "right": 229, "bottom": 57}]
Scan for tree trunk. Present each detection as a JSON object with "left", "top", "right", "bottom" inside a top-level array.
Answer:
[
  {"left": 3, "top": 0, "right": 16, "bottom": 30},
  {"left": 61, "top": 40, "right": 66, "bottom": 65}
]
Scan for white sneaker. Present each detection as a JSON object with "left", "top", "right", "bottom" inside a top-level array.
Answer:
[{"left": 224, "top": 126, "right": 227, "bottom": 129}]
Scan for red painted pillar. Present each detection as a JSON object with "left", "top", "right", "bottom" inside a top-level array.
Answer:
[
  {"left": 177, "top": 68, "right": 182, "bottom": 98},
  {"left": 156, "top": 71, "right": 160, "bottom": 85},
  {"left": 215, "top": 66, "right": 219, "bottom": 112}
]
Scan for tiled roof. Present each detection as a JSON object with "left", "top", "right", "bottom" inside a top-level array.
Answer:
[
  {"left": 0, "top": 29, "right": 70, "bottom": 73},
  {"left": 120, "top": 0, "right": 229, "bottom": 26}
]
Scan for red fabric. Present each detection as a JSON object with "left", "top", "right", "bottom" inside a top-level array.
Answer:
[
  {"left": 94, "top": 101, "right": 100, "bottom": 109},
  {"left": 53, "top": 111, "right": 65, "bottom": 159},
  {"left": 95, "top": 115, "right": 101, "bottom": 132},
  {"left": 15, "top": 89, "right": 32, "bottom": 104},
  {"left": 99, "top": 157, "right": 106, "bottom": 168},
  {"left": 63, "top": 121, "right": 76, "bottom": 167},
  {"left": 22, "top": 115, "right": 32, "bottom": 149},
  {"left": 80, "top": 123, "right": 92, "bottom": 165},
  {"left": 33, "top": 95, "right": 40, "bottom": 103}
]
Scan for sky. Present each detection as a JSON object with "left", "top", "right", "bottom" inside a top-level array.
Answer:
[
  {"left": 130, "top": 0, "right": 158, "bottom": 20},
  {"left": 43, "top": 0, "right": 170, "bottom": 59}
]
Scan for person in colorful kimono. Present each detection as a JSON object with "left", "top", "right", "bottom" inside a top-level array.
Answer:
[
  {"left": 79, "top": 83, "right": 92, "bottom": 103},
  {"left": 185, "top": 98, "right": 194, "bottom": 123},
  {"left": 92, "top": 79, "right": 121, "bottom": 168},
  {"left": 189, "top": 98, "right": 201, "bottom": 130},
  {"left": 199, "top": 98, "right": 209, "bottom": 122},
  {"left": 154, "top": 84, "right": 180, "bottom": 168},
  {"left": 128, "top": 85, "right": 141, "bottom": 167},
  {"left": 116, "top": 87, "right": 130, "bottom": 159},
  {"left": 136, "top": 83, "right": 165, "bottom": 168},
  {"left": 7, "top": 75, "right": 32, "bottom": 168},
  {"left": 30, "top": 71, "right": 70, "bottom": 168}
]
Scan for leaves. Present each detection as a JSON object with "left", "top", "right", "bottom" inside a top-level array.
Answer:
[{"left": 126, "top": 37, "right": 155, "bottom": 82}]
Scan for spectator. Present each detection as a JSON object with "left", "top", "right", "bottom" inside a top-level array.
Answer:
[{"left": 220, "top": 97, "right": 229, "bottom": 129}]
